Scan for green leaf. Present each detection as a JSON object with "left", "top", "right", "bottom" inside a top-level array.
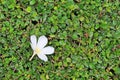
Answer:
[
  {"left": 30, "top": 0, "right": 36, "bottom": 5},
  {"left": 26, "top": 6, "right": 32, "bottom": 13},
  {"left": 79, "top": 16, "right": 85, "bottom": 21}
]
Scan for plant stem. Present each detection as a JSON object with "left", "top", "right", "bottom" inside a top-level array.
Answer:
[{"left": 29, "top": 53, "right": 36, "bottom": 61}]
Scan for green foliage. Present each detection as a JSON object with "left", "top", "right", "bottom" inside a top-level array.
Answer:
[{"left": 0, "top": 0, "right": 120, "bottom": 79}]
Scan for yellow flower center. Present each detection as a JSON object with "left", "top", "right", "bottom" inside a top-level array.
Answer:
[{"left": 35, "top": 47, "right": 41, "bottom": 54}]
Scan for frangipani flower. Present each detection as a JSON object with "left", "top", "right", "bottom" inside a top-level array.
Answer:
[{"left": 29, "top": 35, "right": 54, "bottom": 62}]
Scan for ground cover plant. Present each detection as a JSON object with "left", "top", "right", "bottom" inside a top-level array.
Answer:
[{"left": 0, "top": 0, "right": 120, "bottom": 79}]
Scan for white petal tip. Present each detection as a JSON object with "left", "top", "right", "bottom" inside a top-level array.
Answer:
[{"left": 30, "top": 35, "right": 36, "bottom": 38}]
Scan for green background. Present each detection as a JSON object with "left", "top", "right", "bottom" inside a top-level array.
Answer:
[{"left": 0, "top": 0, "right": 120, "bottom": 79}]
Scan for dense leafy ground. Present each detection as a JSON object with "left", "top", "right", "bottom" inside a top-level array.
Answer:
[{"left": 0, "top": 0, "right": 120, "bottom": 80}]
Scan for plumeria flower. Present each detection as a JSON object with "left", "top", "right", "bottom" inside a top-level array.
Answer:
[{"left": 29, "top": 35, "right": 54, "bottom": 62}]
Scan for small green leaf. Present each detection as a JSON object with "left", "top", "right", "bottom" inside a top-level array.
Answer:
[
  {"left": 79, "top": 16, "right": 84, "bottom": 21},
  {"left": 26, "top": 6, "right": 32, "bottom": 13},
  {"left": 72, "top": 33, "right": 78, "bottom": 40},
  {"left": 30, "top": 0, "right": 36, "bottom": 5}
]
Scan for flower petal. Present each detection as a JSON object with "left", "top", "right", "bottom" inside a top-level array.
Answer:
[
  {"left": 37, "top": 35, "right": 48, "bottom": 49},
  {"left": 41, "top": 46, "right": 54, "bottom": 55},
  {"left": 30, "top": 35, "right": 37, "bottom": 50},
  {"left": 37, "top": 53, "right": 48, "bottom": 62}
]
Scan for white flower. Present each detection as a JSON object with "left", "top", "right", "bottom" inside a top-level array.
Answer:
[{"left": 29, "top": 35, "right": 54, "bottom": 62}]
